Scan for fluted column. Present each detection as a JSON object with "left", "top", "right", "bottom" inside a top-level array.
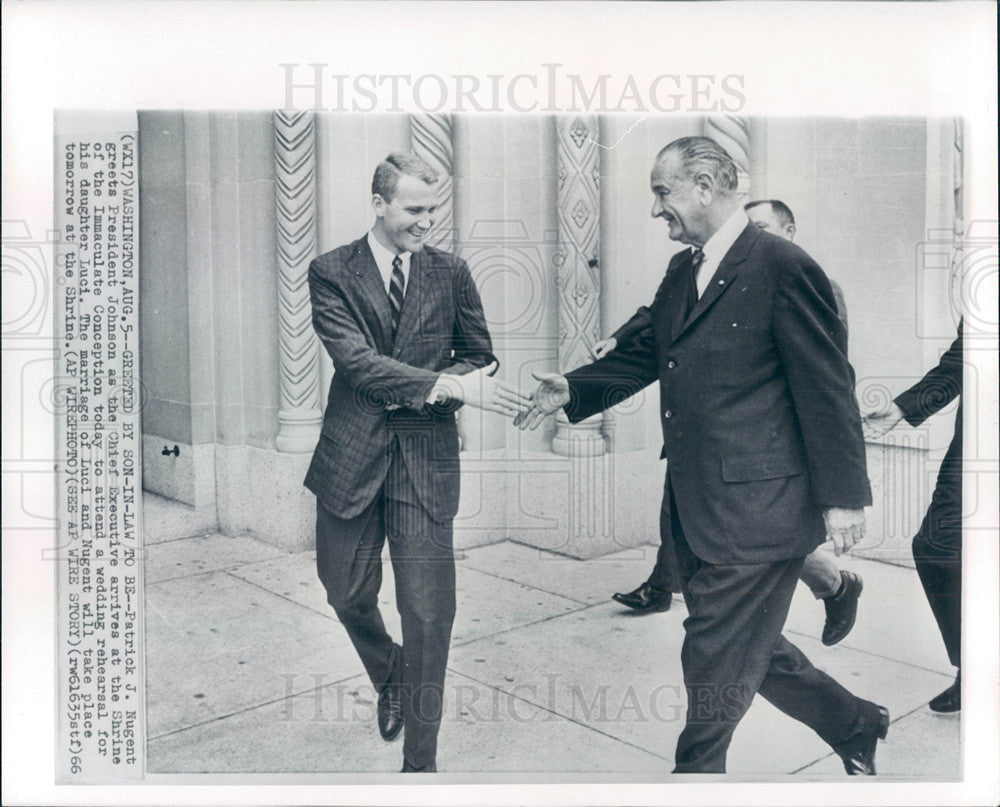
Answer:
[
  {"left": 704, "top": 115, "right": 752, "bottom": 199},
  {"left": 274, "top": 110, "right": 323, "bottom": 453},
  {"left": 411, "top": 114, "right": 456, "bottom": 251},
  {"left": 950, "top": 117, "right": 964, "bottom": 302},
  {"left": 552, "top": 115, "right": 605, "bottom": 457},
  {"left": 411, "top": 113, "right": 475, "bottom": 451}
]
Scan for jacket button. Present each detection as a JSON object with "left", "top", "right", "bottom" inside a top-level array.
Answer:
[
  {"left": 667, "top": 360, "right": 676, "bottom": 369},
  {"left": 664, "top": 410, "right": 672, "bottom": 419}
]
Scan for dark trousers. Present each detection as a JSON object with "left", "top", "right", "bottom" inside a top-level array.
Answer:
[
  {"left": 913, "top": 445, "right": 962, "bottom": 669},
  {"left": 315, "top": 449, "right": 456, "bottom": 771},
  {"left": 646, "top": 533, "right": 682, "bottom": 593},
  {"left": 665, "top": 488, "right": 881, "bottom": 774}
]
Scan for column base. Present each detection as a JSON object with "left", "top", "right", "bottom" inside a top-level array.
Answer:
[
  {"left": 275, "top": 409, "right": 322, "bottom": 454},
  {"left": 551, "top": 413, "right": 606, "bottom": 457}
]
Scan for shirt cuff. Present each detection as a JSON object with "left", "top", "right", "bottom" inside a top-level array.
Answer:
[{"left": 426, "top": 374, "right": 464, "bottom": 405}]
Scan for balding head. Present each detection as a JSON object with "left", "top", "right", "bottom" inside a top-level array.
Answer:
[{"left": 745, "top": 199, "right": 796, "bottom": 241}]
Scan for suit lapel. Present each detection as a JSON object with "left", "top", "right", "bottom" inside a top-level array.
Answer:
[
  {"left": 672, "top": 224, "right": 758, "bottom": 343},
  {"left": 391, "top": 248, "right": 428, "bottom": 358},
  {"left": 350, "top": 238, "right": 395, "bottom": 349}
]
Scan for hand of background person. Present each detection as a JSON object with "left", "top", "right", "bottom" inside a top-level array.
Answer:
[
  {"left": 823, "top": 507, "right": 866, "bottom": 556},
  {"left": 590, "top": 337, "right": 618, "bottom": 360},
  {"left": 514, "top": 372, "right": 571, "bottom": 430},
  {"left": 861, "top": 402, "right": 905, "bottom": 440}
]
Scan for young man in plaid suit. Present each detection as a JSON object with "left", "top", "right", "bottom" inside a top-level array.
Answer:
[{"left": 305, "top": 152, "right": 528, "bottom": 772}]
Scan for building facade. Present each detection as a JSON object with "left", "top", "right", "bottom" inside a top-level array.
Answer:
[{"left": 138, "top": 112, "right": 963, "bottom": 561}]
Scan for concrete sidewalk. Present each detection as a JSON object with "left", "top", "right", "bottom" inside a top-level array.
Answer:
[{"left": 142, "top": 493, "right": 959, "bottom": 780}]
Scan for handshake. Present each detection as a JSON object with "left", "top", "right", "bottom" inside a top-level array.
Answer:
[{"left": 443, "top": 363, "right": 569, "bottom": 430}]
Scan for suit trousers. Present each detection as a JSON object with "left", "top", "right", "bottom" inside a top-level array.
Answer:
[
  {"left": 912, "top": 443, "right": 962, "bottom": 669},
  {"left": 315, "top": 439, "right": 456, "bottom": 770},
  {"left": 665, "top": 485, "right": 881, "bottom": 773},
  {"left": 648, "top": 519, "right": 840, "bottom": 599}
]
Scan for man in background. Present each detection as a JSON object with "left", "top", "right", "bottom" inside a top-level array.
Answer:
[{"left": 863, "top": 321, "right": 964, "bottom": 712}]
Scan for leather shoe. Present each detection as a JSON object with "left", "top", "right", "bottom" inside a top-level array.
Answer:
[
  {"left": 612, "top": 581, "right": 672, "bottom": 612},
  {"left": 377, "top": 681, "right": 403, "bottom": 742},
  {"left": 821, "top": 570, "right": 863, "bottom": 646},
  {"left": 929, "top": 673, "right": 960, "bottom": 713},
  {"left": 837, "top": 705, "right": 889, "bottom": 775},
  {"left": 401, "top": 760, "right": 436, "bottom": 772}
]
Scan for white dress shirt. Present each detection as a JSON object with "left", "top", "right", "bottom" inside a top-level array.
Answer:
[
  {"left": 367, "top": 231, "right": 462, "bottom": 406},
  {"left": 696, "top": 207, "right": 749, "bottom": 298},
  {"left": 367, "top": 230, "right": 411, "bottom": 296}
]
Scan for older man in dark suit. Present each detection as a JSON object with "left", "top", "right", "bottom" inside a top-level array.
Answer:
[
  {"left": 600, "top": 199, "right": 865, "bottom": 649},
  {"left": 518, "top": 137, "right": 888, "bottom": 774},
  {"left": 305, "top": 151, "right": 528, "bottom": 773}
]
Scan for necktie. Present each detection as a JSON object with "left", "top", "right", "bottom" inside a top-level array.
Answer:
[
  {"left": 684, "top": 248, "right": 704, "bottom": 319},
  {"left": 389, "top": 255, "right": 405, "bottom": 338}
]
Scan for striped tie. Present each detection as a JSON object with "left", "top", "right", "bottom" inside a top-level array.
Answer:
[{"left": 389, "top": 254, "right": 405, "bottom": 338}]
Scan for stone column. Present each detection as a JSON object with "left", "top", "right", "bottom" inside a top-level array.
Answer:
[
  {"left": 705, "top": 115, "right": 752, "bottom": 199},
  {"left": 411, "top": 113, "right": 475, "bottom": 450},
  {"left": 411, "top": 113, "right": 456, "bottom": 251},
  {"left": 552, "top": 115, "right": 605, "bottom": 457},
  {"left": 273, "top": 110, "right": 323, "bottom": 453},
  {"left": 748, "top": 117, "right": 767, "bottom": 200},
  {"left": 950, "top": 117, "right": 965, "bottom": 308}
]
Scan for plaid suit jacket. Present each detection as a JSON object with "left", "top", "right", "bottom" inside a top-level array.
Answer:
[{"left": 304, "top": 236, "right": 496, "bottom": 522}]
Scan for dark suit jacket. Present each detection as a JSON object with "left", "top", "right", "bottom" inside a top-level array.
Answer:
[
  {"left": 894, "top": 320, "right": 963, "bottom": 428},
  {"left": 611, "top": 268, "right": 849, "bottom": 346},
  {"left": 304, "top": 236, "right": 496, "bottom": 522},
  {"left": 564, "top": 224, "right": 871, "bottom": 565},
  {"left": 894, "top": 320, "right": 963, "bottom": 472}
]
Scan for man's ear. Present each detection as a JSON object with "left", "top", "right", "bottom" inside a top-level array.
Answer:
[
  {"left": 372, "top": 193, "right": 387, "bottom": 216},
  {"left": 693, "top": 171, "right": 715, "bottom": 204},
  {"left": 785, "top": 222, "right": 797, "bottom": 241}
]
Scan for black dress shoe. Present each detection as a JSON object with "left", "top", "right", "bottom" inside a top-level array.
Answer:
[
  {"left": 377, "top": 681, "right": 403, "bottom": 742},
  {"left": 837, "top": 705, "right": 890, "bottom": 775},
  {"left": 401, "top": 760, "right": 436, "bottom": 772},
  {"left": 821, "top": 570, "right": 863, "bottom": 646},
  {"left": 612, "top": 581, "right": 672, "bottom": 612},
  {"left": 929, "top": 673, "right": 960, "bottom": 713}
]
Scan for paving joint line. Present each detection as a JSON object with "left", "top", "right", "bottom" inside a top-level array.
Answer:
[
  {"left": 147, "top": 670, "right": 371, "bottom": 743},
  {"left": 445, "top": 667, "right": 675, "bottom": 765},
  {"left": 787, "top": 699, "right": 948, "bottom": 775},
  {"left": 458, "top": 562, "right": 595, "bottom": 606},
  {"left": 783, "top": 626, "right": 958, "bottom": 679}
]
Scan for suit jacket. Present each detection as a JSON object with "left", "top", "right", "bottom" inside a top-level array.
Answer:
[
  {"left": 304, "top": 236, "right": 496, "bottom": 522},
  {"left": 611, "top": 270, "right": 849, "bottom": 346},
  {"left": 894, "top": 320, "right": 963, "bottom": 464},
  {"left": 565, "top": 224, "right": 871, "bottom": 565}
]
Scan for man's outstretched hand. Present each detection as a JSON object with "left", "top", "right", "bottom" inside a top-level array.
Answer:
[
  {"left": 514, "top": 372, "right": 571, "bottom": 430},
  {"left": 441, "top": 361, "right": 531, "bottom": 417}
]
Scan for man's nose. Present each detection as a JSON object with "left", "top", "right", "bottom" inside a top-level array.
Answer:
[{"left": 651, "top": 198, "right": 663, "bottom": 218}]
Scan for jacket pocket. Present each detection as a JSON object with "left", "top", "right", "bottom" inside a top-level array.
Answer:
[
  {"left": 320, "top": 421, "right": 349, "bottom": 444},
  {"left": 721, "top": 449, "right": 804, "bottom": 482}
]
